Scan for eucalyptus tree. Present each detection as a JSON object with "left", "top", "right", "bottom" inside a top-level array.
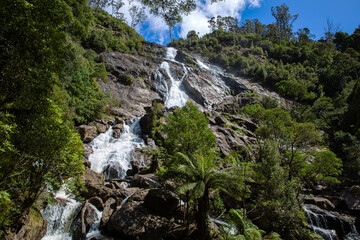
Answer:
[
  {"left": 140, "top": 0, "right": 196, "bottom": 40},
  {"left": 271, "top": 3, "right": 298, "bottom": 42},
  {"left": 129, "top": 4, "right": 146, "bottom": 27}
]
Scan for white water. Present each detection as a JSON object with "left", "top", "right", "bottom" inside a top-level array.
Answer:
[
  {"left": 158, "top": 47, "right": 189, "bottom": 109},
  {"left": 88, "top": 119, "right": 145, "bottom": 179},
  {"left": 84, "top": 204, "right": 105, "bottom": 240},
  {"left": 42, "top": 186, "right": 81, "bottom": 240},
  {"left": 304, "top": 204, "right": 360, "bottom": 240},
  {"left": 43, "top": 118, "right": 145, "bottom": 239}
]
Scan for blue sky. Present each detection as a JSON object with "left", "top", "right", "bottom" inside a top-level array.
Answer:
[
  {"left": 242, "top": 0, "right": 360, "bottom": 40},
  {"left": 119, "top": 0, "right": 360, "bottom": 45}
]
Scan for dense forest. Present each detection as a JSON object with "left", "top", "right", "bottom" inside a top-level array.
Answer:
[{"left": 0, "top": 0, "right": 359, "bottom": 240}]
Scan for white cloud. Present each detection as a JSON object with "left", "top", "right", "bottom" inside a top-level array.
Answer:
[
  {"left": 180, "top": 0, "right": 249, "bottom": 38},
  {"left": 117, "top": 0, "right": 263, "bottom": 44}
]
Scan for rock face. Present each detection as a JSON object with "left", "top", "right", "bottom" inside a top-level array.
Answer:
[
  {"left": 99, "top": 46, "right": 164, "bottom": 119},
  {"left": 209, "top": 111, "right": 258, "bottom": 157}
]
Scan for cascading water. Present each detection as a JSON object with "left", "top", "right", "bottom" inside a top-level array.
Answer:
[
  {"left": 157, "top": 47, "right": 189, "bottom": 109},
  {"left": 42, "top": 119, "right": 145, "bottom": 239},
  {"left": 42, "top": 186, "right": 81, "bottom": 240},
  {"left": 88, "top": 118, "right": 145, "bottom": 180},
  {"left": 303, "top": 204, "right": 360, "bottom": 240}
]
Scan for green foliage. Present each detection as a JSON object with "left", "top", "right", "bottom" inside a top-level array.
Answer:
[
  {"left": 254, "top": 140, "right": 305, "bottom": 236},
  {"left": 0, "top": 191, "right": 16, "bottom": 228},
  {"left": 169, "top": 152, "right": 245, "bottom": 239},
  {"left": 226, "top": 209, "right": 265, "bottom": 240},
  {"left": 160, "top": 101, "right": 217, "bottom": 157},
  {"left": 300, "top": 150, "right": 342, "bottom": 184},
  {"left": 275, "top": 80, "right": 311, "bottom": 101},
  {"left": 118, "top": 73, "right": 134, "bottom": 86},
  {"left": 59, "top": 43, "right": 108, "bottom": 125},
  {"left": 83, "top": 8, "right": 144, "bottom": 53},
  {"left": 342, "top": 79, "right": 360, "bottom": 135}
]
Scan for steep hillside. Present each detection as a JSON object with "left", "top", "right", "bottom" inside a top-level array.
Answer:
[{"left": 1, "top": 1, "right": 360, "bottom": 240}]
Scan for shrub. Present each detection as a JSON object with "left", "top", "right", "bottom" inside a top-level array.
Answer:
[{"left": 118, "top": 73, "right": 134, "bottom": 86}]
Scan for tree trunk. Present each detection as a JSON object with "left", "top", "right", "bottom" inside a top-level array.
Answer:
[{"left": 196, "top": 187, "right": 210, "bottom": 240}]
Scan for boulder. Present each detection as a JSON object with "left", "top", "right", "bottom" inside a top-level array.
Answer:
[
  {"left": 77, "top": 125, "right": 97, "bottom": 143},
  {"left": 107, "top": 201, "right": 174, "bottom": 240},
  {"left": 83, "top": 168, "right": 113, "bottom": 202},
  {"left": 84, "top": 203, "right": 101, "bottom": 232},
  {"left": 88, "top": 196, "right": 104, "bottom": 211},
  {"left": 83, "top": 160, "right": 92, "bottom": 168},
  {"left": 112, "top": 123, "right": 123, "bottom": 138},
  {"left": 83, "top": 144, "right": 94, "bottom": 160},
  {"left": 144, "top": 189, "right": 180, "bottom": 218},
  {"left": 89, "top": 121, "right": 109, "bottom": 134},
  {"left": 100, "top": 198, "right": 117, "bottom": 228},
  {"left": 130, "top": 174, "right": 160, "bottom": 188},
  {"left": 130, "top": 189, "right": 150, "bottom": 202},
  {"left": 301, "top": 195, "right": 335, "bottom": 210}
]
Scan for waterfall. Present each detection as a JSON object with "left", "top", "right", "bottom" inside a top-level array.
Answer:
[
  {"left": 84, "top": 204, "right": 104, "bottom": 240},
  {"left": 42, "top": 118, "right": 145, "bottom": 239},
  {"left": 42, "top": 186, "right": 81, "bottom": 240},
  {"left": 303, "top": 204, "right": 360, "bottom": 240},
  {"left": 156, "top": 47, "right": 189, "bottom": 109},
  {"left": 88, "top": 118, "right": 145, "bottom": 180}
]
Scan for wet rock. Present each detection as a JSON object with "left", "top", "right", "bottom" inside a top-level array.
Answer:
[
  {"left": 130, "top": 174, "right": 160, "bottom": 188},
  {"left": 144, "top": 189, "right": 180, "bottom": 218},
  {"left": 112, "top": 123, "right": 123, "bottom": 139},
  {"left": 100, "top": 198, "right": 117, "bottom": 229},
  {"left": 83, "top": 168, "right": 105, "bottom": 199},
  {"left": 84, "top": 203, "right": 100, "bottom": 232},
  {"left": 83, "top": 144, "right": 94, "bottom": 160},
  {"left": 83, "top": 169, "right": 113, "bottom": 202},
  {"left": 77, "top": 125, "right": 97, "bottom": 143},
  {"left": 89, "top": 196, "right": 104, "bottom": 211},
  {"left": 83, "top": 160, "right": 92, "bottom": 168},
  {"left": 301, "top": 195, "right": 335, "bottom": 210},
  {"left": 111, "top": 181, "right": 123, "bottom": 190},
  {"left": 105, "top": 182, "right": 115, "bottom": 189},
  {"left": 107, "top": 201, "right": 174, "bottom": 240}
]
